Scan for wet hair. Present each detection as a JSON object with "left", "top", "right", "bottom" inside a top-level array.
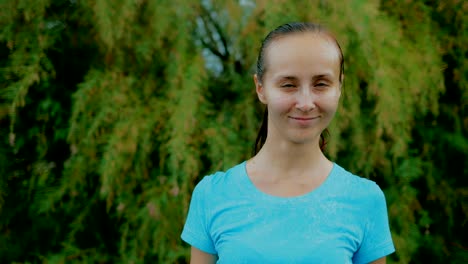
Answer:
[{"left": 253, "top": 22, "right": 344, "bottom": 156}]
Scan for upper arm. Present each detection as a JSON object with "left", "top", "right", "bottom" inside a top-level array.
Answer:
[
  {"left": 181, "top": 178, "right": 217, "bottom": 254},
  {"left": 370, "top": 257, "right": 386, "bottom": 264},
  {"left": 190, "top": 246, "right": 216, "bottom": 264},
  {"left": 352, "top": 184, "right": 395, "bottom": 263}
]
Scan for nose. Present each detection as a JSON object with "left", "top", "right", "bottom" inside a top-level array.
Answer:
[{"left": 295, "top": 88, "right": 316, "bottom": 112}]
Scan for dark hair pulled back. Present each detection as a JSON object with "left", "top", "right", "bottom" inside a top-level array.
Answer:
[{"left": 253, "top": 22, "right": 344, "bottom": 156}]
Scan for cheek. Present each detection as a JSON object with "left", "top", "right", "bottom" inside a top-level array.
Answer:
[
  {"left": 266, "top": 94, "right": 295, "bottom": 112},
  {"left": 317, "top": 92, "right": 341, "bottom": 112}
]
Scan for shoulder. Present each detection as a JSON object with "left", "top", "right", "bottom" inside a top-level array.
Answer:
[
  {"left": 192, "top": 161, "right": 246, "bottom": 196},
  {"left": 332, "top": 163, "right": 386, "bottom": 204}
]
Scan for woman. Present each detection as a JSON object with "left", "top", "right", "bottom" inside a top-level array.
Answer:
[{"left": 181, "top": 22, "right": 395, "bottom": 263}]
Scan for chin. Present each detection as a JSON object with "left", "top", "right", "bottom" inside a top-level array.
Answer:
[
  {"left": 287, "top": 129, "right": 322, "bottom": 142},
  {"left": 287, "top": 134, "right": 320, "bottom": 145}
]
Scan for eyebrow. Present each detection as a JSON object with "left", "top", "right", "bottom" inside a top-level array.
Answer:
[
  {"left": 313, "top": 74, "right": 333, "bottom": 79},
  {"left": 274, "top": 73, "right": 334, "bottom": 82},
  {"left": 275, "top": 76, "right": 298, "bottom": 81}
]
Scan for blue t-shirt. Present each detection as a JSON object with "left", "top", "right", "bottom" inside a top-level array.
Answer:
[{"left": 181, "top": 162, "right": 395, "bottom": 263}]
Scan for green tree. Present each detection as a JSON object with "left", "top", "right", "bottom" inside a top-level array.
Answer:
[
  {"left": 0, "top": 0, "right": 466, "bottom": 263},
  {"left": 381, "top": 0, "right": 468, "bottom": 262}
]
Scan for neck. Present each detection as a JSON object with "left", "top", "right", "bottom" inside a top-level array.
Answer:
[{"left": 251, "top": 136, "right": 330, "bottom": 181}]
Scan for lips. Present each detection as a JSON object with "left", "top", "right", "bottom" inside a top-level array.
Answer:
[
  {"left": 289, "top": 116, "right": 318, "bottom": 120},
  {"left": 288, "top": 116, "right": 319, "bottom": 126}
]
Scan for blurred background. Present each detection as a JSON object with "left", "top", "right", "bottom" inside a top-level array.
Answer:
[{"left": 0, "top": 0, "right": 466, "bottom": 263}]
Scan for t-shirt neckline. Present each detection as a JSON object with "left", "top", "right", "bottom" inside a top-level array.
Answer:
[{"left": 239, "top": 161, "right": 337, "bottom": 205}]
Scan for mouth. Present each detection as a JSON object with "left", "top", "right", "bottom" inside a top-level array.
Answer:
[
  {"left": 288, "top": 116, "right": 319, "bottom": 120},
  {"left": 288, "top": 116, "right": 319, "bottom": 126}
]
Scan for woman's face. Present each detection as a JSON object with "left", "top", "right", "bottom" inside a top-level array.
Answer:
[{"left": 255, "top": 33, "right": 342, "bottom": 145}]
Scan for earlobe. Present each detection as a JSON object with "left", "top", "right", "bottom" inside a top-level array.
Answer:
[{"left": 254, "top": 74, "right": 267, "bottom": 104}]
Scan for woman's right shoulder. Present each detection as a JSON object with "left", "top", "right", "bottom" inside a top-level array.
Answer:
[{"left": 193, "top": 161, "right": 246, "bottom": 194}]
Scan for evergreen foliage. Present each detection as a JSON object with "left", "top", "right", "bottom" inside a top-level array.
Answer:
[{"left": 0, "top": 0, "right": 466, "bottom": 263}]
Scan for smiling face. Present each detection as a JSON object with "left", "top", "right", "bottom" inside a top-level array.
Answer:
[{"left": 255, "top": 32, "right": 342, "bottom": 145}]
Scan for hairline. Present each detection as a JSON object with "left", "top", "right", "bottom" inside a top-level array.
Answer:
[{"left": 259, "top": 31, "right": 343, "bottom": 83}]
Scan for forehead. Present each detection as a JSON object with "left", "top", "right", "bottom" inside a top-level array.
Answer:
[{"left": 264, "top": 33, "right": 341, "bottom": 79}]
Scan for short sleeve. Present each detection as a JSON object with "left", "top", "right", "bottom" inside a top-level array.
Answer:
[
  {"left": 353, "top": 184, "right": 395, "bottom": 264},
  {"left": 181, "top": 177, "right": 217, "bottom": 254}
]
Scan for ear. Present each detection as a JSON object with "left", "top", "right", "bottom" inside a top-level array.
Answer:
[{"left": 254, "top": 74, "right": 267, "bottom": 104}]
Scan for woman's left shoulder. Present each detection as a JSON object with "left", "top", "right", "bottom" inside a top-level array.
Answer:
[{"left": 332, "top": 163, "right": 386, "bottom": 199}]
